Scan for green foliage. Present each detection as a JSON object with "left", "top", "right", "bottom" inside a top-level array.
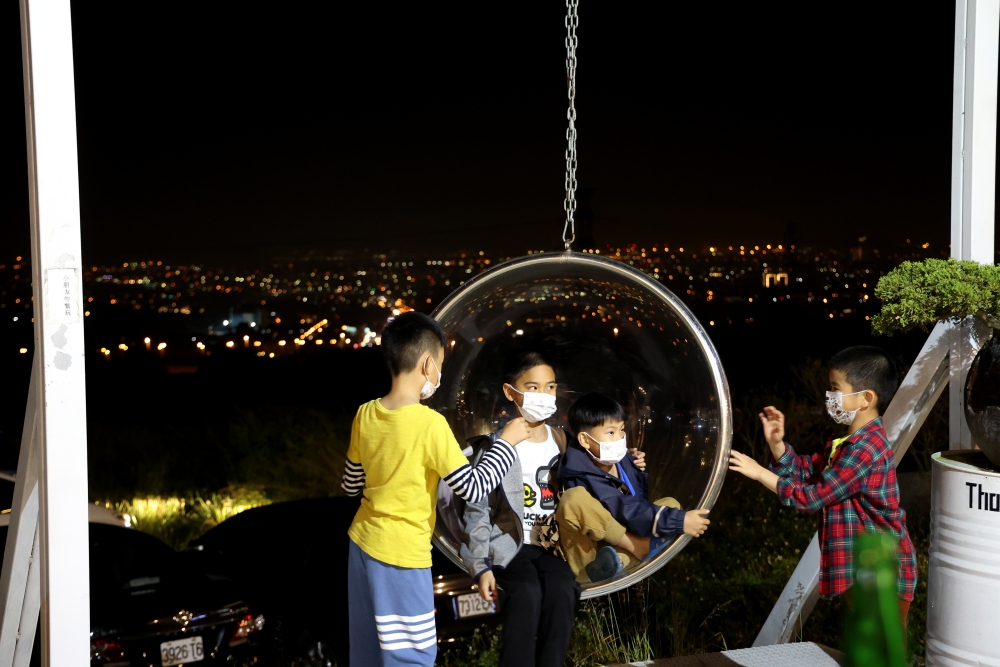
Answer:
[
  {"left": 436, "top": 625, "right": 502, "bottom": 667},
  {"left": 905, "top": 516, "right": 931, "bottom": 658},
  {"left": 112, "top": 487, "right": 271, "bottom": 550},
  {"left": 438, "top": 586, "right": 658, "bottom": 667},
  {"left": 88, "top": 407, "right": 352, "bottom": 501},
  {"left": 223, "top": 409, "right": 351, "bottom": 500},
  {"left": 568, "top": 584, "right": 657, "bottom": 665},
  {"left": 872, "top": 258, "right": 1000, "bottom": 335},
  {"left": 652, "top": 473, "right": 823, "bottom": 653}
]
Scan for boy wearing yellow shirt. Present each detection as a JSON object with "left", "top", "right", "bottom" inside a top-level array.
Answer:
[{"left": 341, "top": 312, "right": 530, "bottom": 667}]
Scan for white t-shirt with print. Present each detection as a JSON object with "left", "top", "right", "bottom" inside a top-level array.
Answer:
[{"left": 517, "top": 425, "right": 561, "bottom": 546}]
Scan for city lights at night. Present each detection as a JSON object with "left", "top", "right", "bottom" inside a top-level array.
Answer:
[{"left": 0, "top": 238, "right": 963, "bottom": 359}]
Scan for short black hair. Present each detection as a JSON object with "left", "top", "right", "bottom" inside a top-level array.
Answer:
[
  {"left": 830, "top": 345, "right": 899, "bottom": 414},
  {"left": 567, "top": 393, "right": 626, "bottom": 435},
  {"left": 503, "top": 351, "right": 555, "bottom": 386},
  {"left": 380, "top": 312, "right": 447, "bottom": 376}
]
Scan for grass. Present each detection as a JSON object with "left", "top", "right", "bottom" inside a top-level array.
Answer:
[
  {"left": 438, "top": 584, "right": 658, "bottom": 667},
  {"left": 90, "top": 407, "right": 349, "bottom": 551},
  {"left": 107, "top": 487, "right": 271, "bottom": 550},
  {"left": 572, "top": 583, "right": 658, "bottom": 664}
]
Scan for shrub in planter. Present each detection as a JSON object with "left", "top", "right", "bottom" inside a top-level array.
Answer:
[{"left": 873, "top": 258, "right": 1000, "bottom": 465}]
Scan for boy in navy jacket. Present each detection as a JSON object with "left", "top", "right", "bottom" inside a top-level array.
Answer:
[{"left": 554, "top": 393, "right": 711, "bottom": 582}]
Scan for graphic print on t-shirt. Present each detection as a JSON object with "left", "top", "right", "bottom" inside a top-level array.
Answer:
[
  {"left": 517, "top": 425, "right": 562, "bottom": 545},
  {"left": 522, "top": 460, "right": 561, "bottom": 545},
  {"left": 522, "top": 459, "right": 559, "bottom": 531},
  {"left": 537, "top": 465, "right": 556, "bottom": 510},
  {"left": 522, "top": 461, "right": 557, "bottom": 510},
  {"left": 524, "top": 483, "right": 537, "bottom": 507}
]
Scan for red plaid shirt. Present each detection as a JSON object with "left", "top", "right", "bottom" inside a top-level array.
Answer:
[{"left": 769, "top": 417, "right": 917, "bottom": 601}]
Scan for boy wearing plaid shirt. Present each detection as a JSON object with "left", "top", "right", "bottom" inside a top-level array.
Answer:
[{"left": 729, "top": 346, "right": 917, "bottom": 626}]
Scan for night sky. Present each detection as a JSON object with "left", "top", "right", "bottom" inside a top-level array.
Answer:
[{"left": 4, "top": 1, "right": 996, "bottom": 262}]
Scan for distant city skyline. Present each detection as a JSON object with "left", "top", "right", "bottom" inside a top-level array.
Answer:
[
  {"left": 0, "top": 231, "right": 974, "bottom": 268},
  {"left": 0, "top": 238, "right": 957, "bottom": 363}
]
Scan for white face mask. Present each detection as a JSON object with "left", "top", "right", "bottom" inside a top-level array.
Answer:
[
  {"left": 420, "top": 357, "right": 442, "bottom": 400},
  {"left": 825, "top": 390, "right": 866, "bottom": 425},
  {"left": 507, "top": 386, "right": 558, "bottom": 423},
  {"left": 584, "top": 433, "right": 628, "bottom": 466}
]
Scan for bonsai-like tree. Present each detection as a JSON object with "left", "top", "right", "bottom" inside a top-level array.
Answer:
[{"left": 872, "top": 258, "right": 1000, "bottom": 335}]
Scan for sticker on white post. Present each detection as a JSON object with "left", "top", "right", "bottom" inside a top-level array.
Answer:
[
  {"left": 44, "top": 268, "right": 80, "bottom": 326},
  {"left": 44, "top": 269, "right": 81, "bottom": 371}
]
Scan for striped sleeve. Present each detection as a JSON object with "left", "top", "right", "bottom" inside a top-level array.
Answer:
[
  {"left": 441, "top": 440, "right": 516, "bottom": 503},
  {"left": 341, "top": 459, "right": 365, "bottom": 496}
]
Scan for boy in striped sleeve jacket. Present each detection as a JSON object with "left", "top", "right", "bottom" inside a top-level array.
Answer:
[
  {"left": 340, "top": 312, "right": 531, "bottom": 667},
  {"left": 729, "top": 346, "right": 917, "bottom": 628}
]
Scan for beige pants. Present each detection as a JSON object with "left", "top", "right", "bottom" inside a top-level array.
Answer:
[{"left": 555, "top": 486, "right": 680, "bottom": 583}]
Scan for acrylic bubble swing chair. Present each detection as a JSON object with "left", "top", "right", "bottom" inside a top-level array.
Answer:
[{"left": 429, "top": 251, "right": 733, "bottom": 598}]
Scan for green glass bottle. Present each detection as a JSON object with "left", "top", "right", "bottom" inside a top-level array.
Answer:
[{"left": 844, "top": 532, "right": 906, "bottom": 667}]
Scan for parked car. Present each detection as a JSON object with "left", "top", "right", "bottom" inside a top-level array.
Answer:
[
  {"left": 89, "top": 523, "right": 271, "bottom": 666},
  {"left": 0, "top": 520, "right": 268, "bottom": 667},
  {"left": 187, "top": 497, "right": 500, "bottom": 666}
]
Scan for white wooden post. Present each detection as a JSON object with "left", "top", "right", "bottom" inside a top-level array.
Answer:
[
  {"left": 14, "top": 0, "right": 92, "bottom": 665},
  {"left": 949, "top": 0, "right": 999, "bottom": 450}
]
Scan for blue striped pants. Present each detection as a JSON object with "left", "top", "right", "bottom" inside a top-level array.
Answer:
[{"left": 348, "top": 539, "right": 437, "bottom": 667}]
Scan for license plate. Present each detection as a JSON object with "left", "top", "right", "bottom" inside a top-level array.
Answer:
[
  {"left": 454, "top": 592, "right": 496, "bottom": 619},
  {"left": 160, "top": 636, "right": 204, "bottom": 666}
]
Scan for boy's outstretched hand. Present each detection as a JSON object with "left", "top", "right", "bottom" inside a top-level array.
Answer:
[
  {"left": 683, "top": 509, "right": 710, "bottom": 538},
  {"left": 728, "top": 450, "right": 765, "bottom": 481},
  {"left": 500, "top": 417, "right": 532, "bottom": 446},
  {"left": 729, "top": 450, "right": 780, "bottom": 494},
  {"left": 629, "top": 448, "right": 646, "bottom": 472},
  {"left": 758, "top": 406, "right": 785, "bottom": 448}
]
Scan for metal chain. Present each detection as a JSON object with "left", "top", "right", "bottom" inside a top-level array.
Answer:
[{"left": 562, "top": 0, "right": 579, "bottom": 251}]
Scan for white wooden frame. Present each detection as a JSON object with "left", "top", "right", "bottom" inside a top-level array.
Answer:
[{"left": 0, "top": 0, "right": 92, "bottom": 665}]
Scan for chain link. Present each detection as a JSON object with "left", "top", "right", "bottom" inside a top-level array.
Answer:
[{"left": 562, "top": 0, "right": 579, "bottom": 251}]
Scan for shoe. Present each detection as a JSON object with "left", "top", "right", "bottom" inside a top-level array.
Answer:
[
  {"left": 642, "top": 536, "right": 670, "bottom": 563},
  {"left": 586, "top": 545, "right": 624, "bottom": 582}
]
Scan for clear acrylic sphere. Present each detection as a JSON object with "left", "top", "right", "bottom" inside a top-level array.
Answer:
[{"left": 430, "top": 252, "right": 732, "bottom": 597}]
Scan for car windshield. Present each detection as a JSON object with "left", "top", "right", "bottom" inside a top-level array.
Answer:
[{"left": 88, "top": 524, "right": 232, "bottom": 630}]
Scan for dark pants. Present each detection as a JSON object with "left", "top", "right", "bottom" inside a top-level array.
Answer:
[{"left": 494, "top": 545, "right": 581, "bottom": 667}]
